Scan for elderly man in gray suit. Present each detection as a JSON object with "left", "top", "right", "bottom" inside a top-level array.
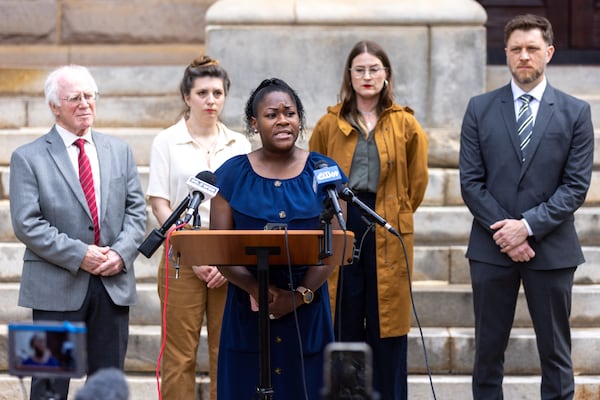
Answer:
[
  {"left": 9, "top": 65, "right": 147, "bottom": 399},
  {"left": 460, "top": 14, "right": 594, "bottom": 400}
]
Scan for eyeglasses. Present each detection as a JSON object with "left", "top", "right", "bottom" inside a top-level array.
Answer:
[
  {"left": 62, "top": 92, "right": 98, "bottom": 105},
  {"left": 349, "top": 66, "right": 387, "bottom": 78}
]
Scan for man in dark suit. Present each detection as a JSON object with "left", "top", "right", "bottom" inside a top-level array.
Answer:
[
  {"left": 459, "top": 14, "right": 594, "bottom": 400},
  {"left": 9, "top": 65, "right": 147, "bottom": 399}
]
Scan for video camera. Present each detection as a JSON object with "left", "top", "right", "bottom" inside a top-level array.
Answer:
[{"left": 322, "top": 342, "right": 380, "bottom": 400}]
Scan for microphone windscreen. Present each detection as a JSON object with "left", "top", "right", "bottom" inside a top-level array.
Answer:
[
  {"left": 313, "top": 162, "right": 343, "bottom": 193},
  {"left": 196, "top": 170, "right": 217, "bottom": 185}
]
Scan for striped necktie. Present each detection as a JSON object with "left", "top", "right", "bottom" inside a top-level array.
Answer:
[
  {"left": 517, "top": 94, "right": 534, "bottom": 158},
  {"left": 74, "top": 138, "right": 100, "bottom": 245}
]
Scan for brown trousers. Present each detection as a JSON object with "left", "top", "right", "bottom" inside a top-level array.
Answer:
[{"left": 157, "top": 250, "right": 227, "bottom": 400}]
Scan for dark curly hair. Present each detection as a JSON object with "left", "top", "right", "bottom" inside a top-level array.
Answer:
[{"left": 243, "top": 78, "right": 306, "bottom": 136}]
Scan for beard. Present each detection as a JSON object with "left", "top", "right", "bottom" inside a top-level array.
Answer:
[{"left": 511, "top": 64, "right": 544, "bottom": 86}]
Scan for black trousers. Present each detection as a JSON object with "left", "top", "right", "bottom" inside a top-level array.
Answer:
[
  {"left": 30, "top": 275, "right": 129, "bottom": 400},
  {"left": 470, "top": 261, "right": 575, "bottom": 400},
  {"left": 335, "top": 192, "right": 408, "bottom": 400}
]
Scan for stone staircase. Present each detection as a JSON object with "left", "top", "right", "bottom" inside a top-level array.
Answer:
[{"left": 0, "top": 56, "right": 599, "bottom": 399}]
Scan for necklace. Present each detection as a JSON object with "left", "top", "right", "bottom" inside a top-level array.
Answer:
[
  {"left": 186, "top": 120, "right": 219, "bottom": 155},
  {"left": 195, "top": 138, "right": 218, "bottom": 155},
  {"left": 359, "top": 111, "right": 377, "bottom": 130}
]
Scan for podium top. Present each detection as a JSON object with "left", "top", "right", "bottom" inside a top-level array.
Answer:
[{"left": 169, "top": 229, "right": 354, "bottom": 267}]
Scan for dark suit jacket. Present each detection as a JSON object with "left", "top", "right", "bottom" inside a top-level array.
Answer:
[
  {"left": 459, "top": 83, "right": 594, "bottom": 269},
  {"left": 10, "top": 127, "right": 147, "bottom": 311}
]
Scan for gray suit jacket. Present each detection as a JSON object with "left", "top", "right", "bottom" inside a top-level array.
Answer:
[
  {"left": 459, "top": 83, "right": 594, "bottom": 269},
  {"left": 10, "top": 127, "right": 147, "bottom": 310}
]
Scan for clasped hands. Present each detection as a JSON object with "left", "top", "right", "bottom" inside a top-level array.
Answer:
[
  {"left": 249, "top": 285, "right": 301, "bottom": 320},
  {"left": 80, "top": 245, "right": 124, "bottom": 276},
  {"left": 491, "top": 219, "right": 536, "bottom": 262},
  {"left": 191, "top": 265, "right": 227, "bottom": 288}
]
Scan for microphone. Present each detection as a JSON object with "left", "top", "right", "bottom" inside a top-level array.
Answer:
[
  {"left": 137, "top": 171, "right": 219, "bottom": 259},
  {"left": 182, "top": 171, "right": 219, "bottom": 224},
  {"left": 339, "top": 187, "right": 400, "bottom": 236},
  {"left": 313, "top": 161, "right": 346, "bottom": 231},
  {"left": 138, "top": 194, "right": 191, "bottom": 258}
]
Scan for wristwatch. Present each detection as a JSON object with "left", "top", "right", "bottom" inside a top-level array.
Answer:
[{"left": 295, "top": 286, "right": 314, "bottom": 304}]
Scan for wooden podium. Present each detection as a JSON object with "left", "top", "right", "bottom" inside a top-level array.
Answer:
[{"left": 169, "top": 229, "right": 354, "bottom": 399}]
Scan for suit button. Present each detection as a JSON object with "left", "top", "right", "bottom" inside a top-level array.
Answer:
[{"left": 88, "top": 226, "right": 94, "bottom": 231}]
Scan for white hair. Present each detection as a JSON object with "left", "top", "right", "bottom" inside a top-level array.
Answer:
[{"left": 44, "top": 65, "right": 98, "bottom": 108}]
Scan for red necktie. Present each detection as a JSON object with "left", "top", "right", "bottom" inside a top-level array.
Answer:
[{"left": 74, "top": 138, "right": 100, "bottom": 245}]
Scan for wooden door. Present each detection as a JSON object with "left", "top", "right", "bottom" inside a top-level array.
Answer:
[{"left": 476, "top": 0, "right": 600, "bottom": 64}]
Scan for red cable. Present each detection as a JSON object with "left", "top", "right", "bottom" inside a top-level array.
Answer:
[{"left": 155, "top": 223, "right": 186, "bottom": 400}]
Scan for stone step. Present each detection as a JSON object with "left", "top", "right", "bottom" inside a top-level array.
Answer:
[
  {"left": 0, "top": 126, "right": 262, "bottom": 171},
  {"left": 410, "top": 283, "right": 600, "bottom": 329},
  {"left": 414, "top": 245, "right": 600, "bottom": 284},
  {"left": 412, "top": 205, "right": 600, "bottom": 246},
  {"left": 0, "top": 373, "right": 195, "bottom": 400},
  {"left": 2, "top": 323, "right": 600, "bottom": 377},
  {"left": 1, "top": 65, "right": 600, "bottom": 130},
  {"left": 0, "top": 374, "right": 599, "bottom": 400},
  {"left": 1, "top": 242, "right": 600, "bottom": 286},
  {"left": 1, "top": 154, "right": 600, "bottom": 211},
  {"left": 0, "top": 127, "right": 161, "bottom": 168},
  {"left": 0, "top": 200, "right": 599, "bottom": 246},
  {"left": 408, "top": 375, "right": 600, "bottom": 400},
  {"left": 3, "top": 64, "right": 596, "bottom": 97},
  {"left": 1, "top": 127, "right": 599, "bottom": 197},
  {"left": 487, "top": 65, "right": 600, "bottom": 96},
  {"left": 3, "top": 281, "right": 600, "bottom": 329},
  {"left": 0, "top": 44, "right": 204, "bottom": 68}
]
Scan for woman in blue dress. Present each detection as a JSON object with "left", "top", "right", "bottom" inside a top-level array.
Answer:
[{"left": 210, "top": 78, "right": 347, "bottom": 399}]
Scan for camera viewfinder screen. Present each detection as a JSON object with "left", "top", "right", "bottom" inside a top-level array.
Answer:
[{"left": 8, "top": 321, "right": 87, "bottom": 378}]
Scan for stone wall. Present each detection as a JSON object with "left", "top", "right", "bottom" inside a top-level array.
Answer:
[
  {"left": 206, "top": 0, "right": 487, "bottom": 131},
  {"left": 0, "top": 0, "right": 217, "bottom": 45},
  {"left": 0, "top": 0, "right": 216, "bottom": 67}
]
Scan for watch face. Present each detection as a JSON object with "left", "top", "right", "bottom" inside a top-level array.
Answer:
[{"left": 304, "top": 290, "right": 314, "bottom": 303}]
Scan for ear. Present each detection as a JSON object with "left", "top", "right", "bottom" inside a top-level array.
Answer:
[
  {"left": 545, "top": 45, "right": 555, "bottom": 64},
  {"left": 251, "top": 117, "right": 258, "bottom": 132},
  {"left": 49, "top": 102, "right": 60, "bottom": 116},
  {"left": 183, "top": 94, "right": 191, "bottom": 108}
]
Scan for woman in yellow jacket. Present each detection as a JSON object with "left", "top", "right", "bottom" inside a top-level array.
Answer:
[{"left": 309, "top": 40, "right": 428, "bottom": 400}]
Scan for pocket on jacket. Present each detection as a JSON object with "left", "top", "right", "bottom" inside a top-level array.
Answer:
[{"left": 397, "top": 211, "right": 414, "bottom": 234}]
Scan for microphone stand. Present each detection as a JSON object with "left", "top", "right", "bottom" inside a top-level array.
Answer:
[
  {"left": 192, "top": 208, "right": 201, "bottom": 230},
  {"left": 138, "top": 195, "right": 191, "bottom": 258},
  {"left": 319, "top": 201, "right": 335, "bottom": 259},
  {"left": 339, "top": 188, "right": 400, "bottom": 237}
]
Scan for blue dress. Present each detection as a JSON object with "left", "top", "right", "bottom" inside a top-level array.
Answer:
[{"left": 214, "top": 152, "right": 346, "bottom": 400}]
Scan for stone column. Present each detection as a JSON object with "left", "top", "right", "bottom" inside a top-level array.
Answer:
[{"left": 206, "top": 0, "right": 486, "bottom": 133}]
